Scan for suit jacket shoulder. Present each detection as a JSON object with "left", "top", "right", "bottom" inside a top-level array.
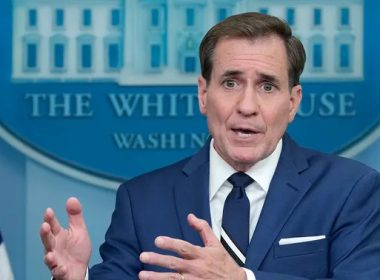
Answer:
[{"left": 246, "top": 134, "right": 380, "bottom": 279}]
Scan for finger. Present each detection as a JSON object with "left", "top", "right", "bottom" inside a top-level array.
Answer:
[
  {"left": 187, "top": 213, "right": 219, "bottom": 246},
  {"left": 139, "top": 270, "right": 185, "bottom": 280},
  {"left": 66, "top": 197, "right": 86, "bottom": 229},
  {"left": 154, "top": 236, "right": 200, "bottom": 259},
  {"left": 44, "top": 208, "right": 62, "bottom": 236},
  {"left": 45, "top": 252, "right": 69, "bottom": 279},
  {"left": 140, "top": 251, "right": 185, "bottom": 271},
  {"left": 51, "top": 264, "right": 68, "bottom": 279},
  {"left": 40, "top": 222, "right": 56, "bottom": 252},
  {"left": 44, "top": 251, "right": 58, "bottom": 270}
]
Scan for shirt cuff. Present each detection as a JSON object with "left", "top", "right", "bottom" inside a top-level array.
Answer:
[
  {"left": 52, "top": 268, "right": 88, "bottom": 280},
  {"left": 84, "top": 267, "right": 89, "bottom": 280},
  {"left": 243, "top": 268, "right": 256, "bottom": 280}
]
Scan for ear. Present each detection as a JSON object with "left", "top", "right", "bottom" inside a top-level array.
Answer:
[
  {"left": 288, "top": 85, "right": 302, "bottom": 123},
  {"left": 198, "top": 76, "right": 208, "bottom": 115}
]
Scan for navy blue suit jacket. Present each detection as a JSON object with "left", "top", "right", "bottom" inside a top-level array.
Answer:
[{"left": 90, "top": 135, "right": 380, "bottom": 279}]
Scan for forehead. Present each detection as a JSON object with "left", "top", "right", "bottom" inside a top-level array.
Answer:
[{"left": 212, "top": 36, "right": 289, "bottom": 79}]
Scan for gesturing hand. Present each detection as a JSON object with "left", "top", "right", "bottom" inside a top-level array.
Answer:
[
  {"left": 138, "top": 213, "right": 247, "bottom": 280},
  {"left": 40, "top": 197, "right": 92, "bottom": 280}
]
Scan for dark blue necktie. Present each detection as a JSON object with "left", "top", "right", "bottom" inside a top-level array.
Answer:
[{"left": 221, "top": 172, "right": 253, "bottom": 266}]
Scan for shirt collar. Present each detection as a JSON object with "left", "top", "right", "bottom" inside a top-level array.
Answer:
[{"left": 209, "top": 138, "right": 283, "bottom": 200}]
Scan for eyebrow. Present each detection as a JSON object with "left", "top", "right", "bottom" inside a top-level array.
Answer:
[
  {"left": 221, "top": 70, "right": 281, "bottom": 85},
  {"left": 221, "top": 70, "right": 243, "bottom": 79},
  {"left": 257, "top": 72, "right": 280, "bottom": 85}
]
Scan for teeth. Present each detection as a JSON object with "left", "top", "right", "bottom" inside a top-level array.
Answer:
[
  {"left": 231, "top": 128, "right": 258, "bottom": 139},
  {"left": 236, "top": 130, "right": 253, "bottom": 137}
]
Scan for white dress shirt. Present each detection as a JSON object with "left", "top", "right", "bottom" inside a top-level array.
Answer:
[{"left": 209, "top": 138, "right": 282, "bottom": 279}]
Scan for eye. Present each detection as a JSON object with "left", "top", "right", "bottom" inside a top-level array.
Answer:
[
  {"left": 262, "top": 82, "right": 274, "bottom": 93},
  {"left": 223, "top": 79, "right": 238, "bottom": 89}
]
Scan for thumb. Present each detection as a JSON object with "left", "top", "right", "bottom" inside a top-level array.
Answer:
[
  {"left": 187, "top": 213, "right": 219, "bottom": 247},
  {"left": 66, "top": 197, "right": 86, "bottom": 229}
]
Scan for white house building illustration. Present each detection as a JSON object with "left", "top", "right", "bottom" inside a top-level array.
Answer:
[{"left": 12, "top": 0, "right": 363, "bottom": 84}]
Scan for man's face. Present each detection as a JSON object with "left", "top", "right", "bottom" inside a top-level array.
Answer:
[{"left": 198, "top": 35, "right": 302, "bottom": 171}]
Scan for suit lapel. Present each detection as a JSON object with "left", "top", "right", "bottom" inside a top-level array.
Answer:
[
  {"left": 174, "top": 139, "right": 212, "bottom": 247},
  {"left": 245, "top": 135, "right": 311, "bottom": 269}
]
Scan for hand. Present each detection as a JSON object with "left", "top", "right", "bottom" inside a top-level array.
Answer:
[
  {"left": 138, "top": 213, "right": 247, "bottom": 280},
  {"left": 40, "top": 197, "right": 92, "bottom": 280}
]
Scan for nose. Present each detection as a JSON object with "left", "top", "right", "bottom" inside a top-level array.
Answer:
[{"left": 236, "top": 87, "right": 259, "bottom": 116}]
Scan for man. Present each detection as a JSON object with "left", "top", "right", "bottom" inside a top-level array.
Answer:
[{"left": 40, "top": 12, "right": 380, "bottom": 279}]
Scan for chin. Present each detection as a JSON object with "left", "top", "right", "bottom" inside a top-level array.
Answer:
[{"left": 230, "top": 153, "right": 260, "bottom": 169}]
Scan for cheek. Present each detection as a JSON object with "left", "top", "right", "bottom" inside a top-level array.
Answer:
[
  {"left": 265, "top": 107, "right": 291, "bottom": 131},
  {"left": 206, "top": 105, "right": 232, "bottom": 138},
  {"left": 207, "top": 97, "right": 228, "bottom": 120},
  {"left": 208, "top": 106, "right": 224, "bottom": 128}
]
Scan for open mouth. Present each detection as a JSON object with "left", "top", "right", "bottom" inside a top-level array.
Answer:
[{"left": 232, "top": 128, "right": 257, "bottom": 137}]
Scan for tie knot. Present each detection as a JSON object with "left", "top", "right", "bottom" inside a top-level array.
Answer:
[{"left": 227, "top": 172, "right": 253, "bottom": 189}]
